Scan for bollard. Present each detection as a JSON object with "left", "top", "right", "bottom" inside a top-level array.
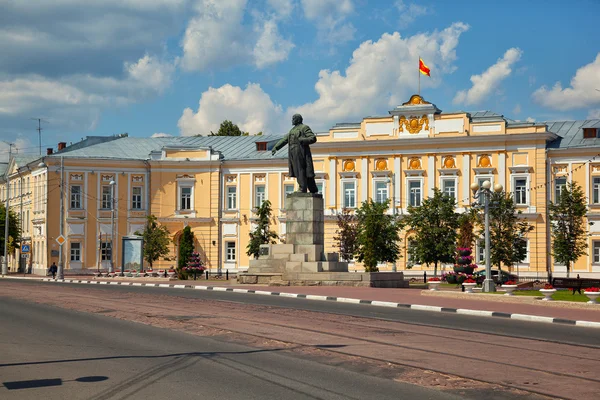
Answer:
[
  {"left": 423, "top": 271, "right": 427, "bottom": 283},
  {"left": 226, "top": 270, "right": 229, "bottom": 280},
  {"left": 461, "top": 284, "right": 465, "bottom": 292},
  {"left": 206, "top": 270, "right": 209, "bottom": 280}
]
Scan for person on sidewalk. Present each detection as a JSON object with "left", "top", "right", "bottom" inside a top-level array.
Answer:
[{"left": 49, "top": 262, "right": 58, "bottom": 279}]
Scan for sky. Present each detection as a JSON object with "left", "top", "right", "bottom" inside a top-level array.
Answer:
[{"left": 1, "top": 0, "right": 600, "bottom": 160}]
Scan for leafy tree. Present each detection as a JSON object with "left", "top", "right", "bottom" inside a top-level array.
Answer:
[
  {"left": 457, "top": 208, "right": 480, "bottom": 249},
  {"left": 548, "top": 182, "right": 588, "bottom": 278},
  {"left": 355, "top": 199, "right": 400, "bottom": 272},
  {"left": 402, "top": 189, "right": 459, "bottom": 276},
  {"left": 209, "top": 120, "right": 249, "bottom": 136},
  {"left": 135, "top": 215, "right": 171, "bottom": 270},
  {"left": 0, "top": 204, "right": 20, "bottom": 257},
  {"left": 246, "top": 200, "right": 279, "bottom": 259},
  {"left": 488, "top": 192, "right": 534, "bottom": 273},
  {"left": 177, "top": 226, "right": 195, "bottom": 278},
  {"left": 334, "top": 208, "right": 358, "bottom": 262}
]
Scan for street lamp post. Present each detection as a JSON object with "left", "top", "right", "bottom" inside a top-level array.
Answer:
[
  {"left": 57, "top": 156, "right": 65, "bottom": 280},
  {"left": 110, "top": 180, "right": 116, "bottom": 274},
  {"left": 386, "top": 173, "right": 397, "bottom": 272},
  {"left": 471, "top": 180, "right": 503, "bottom": 293},
  {"left": 2, "top": 143, "right": 13, "bottom": 276}
]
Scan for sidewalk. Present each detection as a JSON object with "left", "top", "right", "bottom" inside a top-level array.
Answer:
[{"left": 4, "top": 274, "right": 600, "bottom": 327}]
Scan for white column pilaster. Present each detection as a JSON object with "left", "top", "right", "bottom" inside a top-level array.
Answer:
[
  {"left": 462, "top": 154, "right": 470, "bottom": 205},
  {"left": 361, "top": 158, "right": 368, "bottom": 203},
  {"left": 329, "top": 158, "right": 336, "bottom": 208},
  {"left": 427, "top": 155, "right": 435, "bottom": 197}
]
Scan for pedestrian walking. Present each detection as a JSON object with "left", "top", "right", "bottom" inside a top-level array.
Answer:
[{"left": 49, "top": 262, "right": 58, "bottom": 279}]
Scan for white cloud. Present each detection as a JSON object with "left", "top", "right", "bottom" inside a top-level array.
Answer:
[
  {"left": 253, "top": 19, "right": 295, "bottom": 69},
  {"left": 152, "top": 132, "right": 173, "bottom": 137},
  {"left": 453, "top": 47, "right": 522, "bottom": 106},
  {"left": 395, "top": 1, "right": 429, "bottom": 28},
  {"left": 179, "top": 22, "right": 469, "bottom": 134},
  {"left": 0, "top": 137, "right": 34, "bottom": 162},
  {"left": 267, "top": 0, "right": 294, "bottom": 19},
  {"left": 301, "top": 0, "right": 355, "bottom": 44},
  {"left": 178, "top": 83, "right": 285, "bottom": 136},
  {"left": 513, "top": 104, "right": 521, "bottom": 115},
  {"left": 588, "top": 109, "right": 600, "bottom": 120},
  {"left": 532, "top": 53, "right": 600, "bottom": 111},
  {"left": 126, "top": 54, "right": 175, "bottom": 93},
  {"left": 526, "top": 117, "right": 536, "bottom": 123}
]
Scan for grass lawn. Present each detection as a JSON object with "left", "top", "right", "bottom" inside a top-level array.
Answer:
[{"left": 490, "top": 289, "right": 596, "bottom": 303}]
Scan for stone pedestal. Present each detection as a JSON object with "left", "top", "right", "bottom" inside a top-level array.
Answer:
[{"left": 238, "top": 192, "right": 406, "bottom": 288}]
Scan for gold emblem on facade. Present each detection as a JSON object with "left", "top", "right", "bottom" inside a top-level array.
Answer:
[
  {"left": 478, "top": 155, "right": 491, "bottom": 168},
  {"left": 343, "top": 160, "right": 355, "bottom": 172},
  {"left": 399, "top": 115, "right": 429, "bottom": 134},
  {"left": 402, "top": 95, "right": 431, "bottom": 106},
  {"left": 375, "top": 159, "right": 387, "bottom": 171},
  {"left": 443, "top": 156, "right": 456, "bottom": 169},
  {"left": 408, "top": 157, "right": 421, "bottom": 170}
]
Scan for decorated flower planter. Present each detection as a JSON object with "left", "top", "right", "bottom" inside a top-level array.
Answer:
[
  {"left": 457, "top": 248, "right": 472, "bottom": 257},
  {"left": 584, "top": 289, "right": 600, "bottom": 304},
  {"left": 454, "top": 266, "right": 475, "bottom": 275},
  {"left": 539, "top": 288, "right": 556, "bottom": 301},
  {"left": 502, "top": 284, "right": 519, "bottom": 296},
  {"left": 428, "top": 279, "right": 441, "bottom": 291},
  {"left": 167, "top": 270, "right": 176, "bottom": 278},
  {"left": 146, "top": 270, "right": 156, "bottom": 277},
  {"left": 463, "top": 282, "right": 477, "bottom": 293}
]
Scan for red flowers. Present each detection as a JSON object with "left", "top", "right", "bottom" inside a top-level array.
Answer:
[
  {"left": 428, "top": 277, "right": 441, "bottom": 282},
  {"left": 585, "top": 287, "right": 600, "bottom": 292},
  {"left": 504, "top": 281, "right": 517, "bottom": 285},
  {"left": 464, "top": 278, "right": 476, "bottom": 284},
  {"left": 543, "top": 284, "right": 554, "bottom": 290}
]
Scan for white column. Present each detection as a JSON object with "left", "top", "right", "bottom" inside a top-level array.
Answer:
[
  {"left": 585, "top": 162, "right": 590, "bottom": 203},
  {"left": 329, "top": 158, "right": 336, "bottom": 208},
  {"left": 462, "top": 154, "right": 470, "bottom": 205},
  {"left": 427, "top": 155, "right": 435, "bottom": 197},
  {"left": 394, "top": 157, "right": 401, "bottom": 209},
  {"left": 361, "top": 158, "right": 368, "bottom": 203},
  {"left": 498, "top": 152, "right": 506, "bottom": 188}
]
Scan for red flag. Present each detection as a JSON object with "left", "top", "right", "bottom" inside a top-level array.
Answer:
[{"left": 419, "top": 58, "right": 431, "bottom": 77}]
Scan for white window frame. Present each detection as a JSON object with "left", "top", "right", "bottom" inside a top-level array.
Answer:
[
  {"left": 283, "top": 183, "right": 295, "bottom": 197},
  {"left": 225, "top": 241, "right": 236, "bottom": 262},
  {"left": 226, "top": 186, "right": 237, "bottom": 210},
  {"left": 407, "top": 178, "right": 423, "bottom": 207},
  {"left": 70, "top": 242, "right": 81, "bottom": 262},
  {"left": 70, "top": 185, "right": 82, "bottom": 209},
  {"left": 132, "top": 186, "right": 143, "bottom": 210},
  {"left": 315, "top": 179, "right": 326, "bottom": 203},
  {"left": 101, "top": 242, "right": 112, "bottom": 261},
  {"left": 101, "top": 185, "right": 112, "bottom": 209},
  {"left": 254, "top": 184, "right": 266, "bottom": 208},
  {"left": 440, "top": 177, "right": 457, "bottom": 201},
  {"left": 476, "top": 239, "right": 485, "bottom": 264},
  {"left": 592, "top": 177, "right": 600, "bottom": 204},
  {"left": 341, "top": 180, "right": 357, "bottom": 209},
  {"left": 519, "top": 239, "right": 530, "bottom": 264},
  {"left": 594, "top": 241, "right": 600, "bottom": 264},
  {"left": 373, "top": 179, "right": 389, "bottom": 204},
  {"left": 512, "top": 175, "right": 529, "bottom": 205},
  {"left": 179, "top": 187, "right": 192, "bottom": 210}
]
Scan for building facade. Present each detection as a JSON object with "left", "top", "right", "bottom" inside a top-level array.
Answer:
[{"left": 2, "top": 95, "right": 600, "bottom": 277}]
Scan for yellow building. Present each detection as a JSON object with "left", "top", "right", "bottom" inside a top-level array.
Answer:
[{"left": 1, "top": 95, "right": 599, "bottom": 278}]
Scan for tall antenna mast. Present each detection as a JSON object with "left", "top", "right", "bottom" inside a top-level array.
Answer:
[{"left": 30, "top": 118, "right": 48, "bottom": 156}]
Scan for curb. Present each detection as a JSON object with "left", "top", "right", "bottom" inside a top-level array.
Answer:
[{"left": 16, "top": 277, "right": 600, "bottom": 329}]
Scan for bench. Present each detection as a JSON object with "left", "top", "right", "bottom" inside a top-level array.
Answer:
[{"left": 551, "top": 277, "right": 600, "bottom": 294}]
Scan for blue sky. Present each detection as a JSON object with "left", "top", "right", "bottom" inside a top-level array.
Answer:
[{"left": 1, "top": 0, "right": 599, "bottom": 158}]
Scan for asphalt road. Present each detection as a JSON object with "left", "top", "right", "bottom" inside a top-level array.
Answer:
[
  {"left": 9, "top": 280, "right": 598, "bottom": 347},
  {"left": 0, "top": 296, "right": 464, "bottom": 400}
]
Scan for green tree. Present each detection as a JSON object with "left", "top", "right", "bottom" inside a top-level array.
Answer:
[
  {"left": 177, "top": 226, "right": 195, "bottom": 278},
  {"left": 402, "top": 189, "right": 459, "bottom": 276},
  {"left": 488, "top": 192, "right": 534, "bottom": 273},
  {"left": 209, "top": 120, "right": 249, "bottom": 136},
  {"left": 0, "top": 204, "right": 20, "bottom": 257},
  {"left": 334, "top": 208, "right": 358, "bottom": 262},
  {"left": 246, "top": 200, "right": 279, "bottom": 259},
  {"left": 135, "top": 215, "right": 171, "bottom": 270},
  {"left": 457, "top": 208, "right": 480, "bottom": 249},
  {"left": 355, "top": 199, "right": 400, "bottom": 272},
  {"left": 548, "top": 182, "right": 588, "bottom": 278}
]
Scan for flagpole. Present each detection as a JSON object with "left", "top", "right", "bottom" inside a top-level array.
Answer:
[{"left": 418, "top": 56, "right": 421, "bottom": 95}]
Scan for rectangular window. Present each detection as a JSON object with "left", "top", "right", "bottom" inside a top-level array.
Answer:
[
  {"left": 101, "top": 185, "right": 112, "bottom": 209},
  {"left": 375, "top": 181, "right": 389, "bottom": 203},
  {"left": 227, "top": 186, "right": 237, "bottom": 209},
  {"left": 343, "top": 182, "right": 356, "bottom": 208},
  {"left": 101, "top": 242, "right": 112, "bottom": 261},
  {"left": 284, "top": 184, "right": 295, "bottom": 196},
  {"left": 226, "top": 242, "right": 236, "bottom": 261},
  {"left": 514, "top": 178, "right": 527, "bottom": 205},
  {"left": 441, "top": 179, "right": 456, "bottom": 200},
  {"left": 70, "top": 185, "right": 81, "bottom": 209},
  {"left": 70, "top": 242, "right": 81, "bottom": 262},
  {"left": 408, "top": 180, "right": 422, "bottom": 206},
  {"left": 180, "top": 187, "right": 192, "bottom": 210},
  {"left": 555, "top": 177, "right": 567, "bottom": 202},
  {"left": 583, "top": 128, "right": 598, "bottom": 138},
  {"left": 593, "top": 241, "right": 600, "bottom": 263},
  {"left": 132, "top": 186, "right": 142, "bottom": 209},
  {"left": 593, "top": 177, "right": 600, "bottom": 204},
  {"left": 254, "top": 185, "right": 265, "bottom": 208},
  {"left": 316, "top": 182, "right": 323, "bottom": 195}
]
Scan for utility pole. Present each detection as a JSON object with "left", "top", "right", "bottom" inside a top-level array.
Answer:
[
  {"left": 110, "top": 180, "right": 116, "bottom": 274},
  {"left": 57, "top": 156, "right": 65, "bottom": 280},
  {"left": 2, "top": 142, "right": 14, "bottom": 276},
  {"left": 30, "top": 118, "right": 48, "bottom": 156}
]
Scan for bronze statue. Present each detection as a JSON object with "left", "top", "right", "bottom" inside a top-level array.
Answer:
[{"left": 272, "top": 114, "right": 318, "bottom": 193}]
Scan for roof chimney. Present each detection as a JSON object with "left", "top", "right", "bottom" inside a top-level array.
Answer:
[
  {"left": 47, "top": 148, "right": 53, "bottom": 155},
  {"left": 58, "top": 142, "right": 67, "bottom": 151}
]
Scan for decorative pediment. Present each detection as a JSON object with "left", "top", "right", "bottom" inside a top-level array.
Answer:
[
  {"left": 404, "top": 169, "right": 425, "bottom": 177},
  {"left": 176, "top": 174, "right": 195, "bottom": 181},
  {"left": 371, "top": 170, "right": 391, "bottom": 177},
  {"left": 438, "top": 168, "right": 459, "bottom": 176},
  {"left": 407, "top": 157, "right": 422, "bottom": 170},
  {"left": 342, "top": 160, "right": 356, "bottom": 172},
  {"left": 254, "top": 174, "right": 266, "bottom": 183},
  {"left": 477, "top": 154, "right": 492, "bottom": 168},
  {"left": 225, "top": 175, "right": 237, "bottom": 183},
  {"left": 339, "top": 171, "right": 358, "bottom": 179},
  {"left": 402, "top": 95, "right": 431, "bottom": 106},
  {"left": 132, "top": 175, "right": 144, "bottom": 182},
  {"left": 508, "top": 166, "right": 533, "bottom": 174},
  {"left": 101, "top": 174, "right": 114, "bottom": 182},
  {"left": 442, "top": 156, "right": 456, "bottom": 169},
  {"left": 70, "top": 174, "right": 83, "bottom": 181},
  {"left": 374, "top": 158, "right": 388, "bottom": 171},
  {"left": 553, "top": 165, "right": 567, "bottom": 175},
  {"left": 473, "top": 167, "right": 496, "bottom": 175},
  {"left": 399, "top": 115, "right": 429, "bottom": 134}
]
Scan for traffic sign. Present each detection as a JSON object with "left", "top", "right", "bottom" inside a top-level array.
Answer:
[
  {"left": 21, "top": 244, "right": 30, "bottom": 253},
  {"left": 56, "top": 235, "right": 66, "bottom": 246}
]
